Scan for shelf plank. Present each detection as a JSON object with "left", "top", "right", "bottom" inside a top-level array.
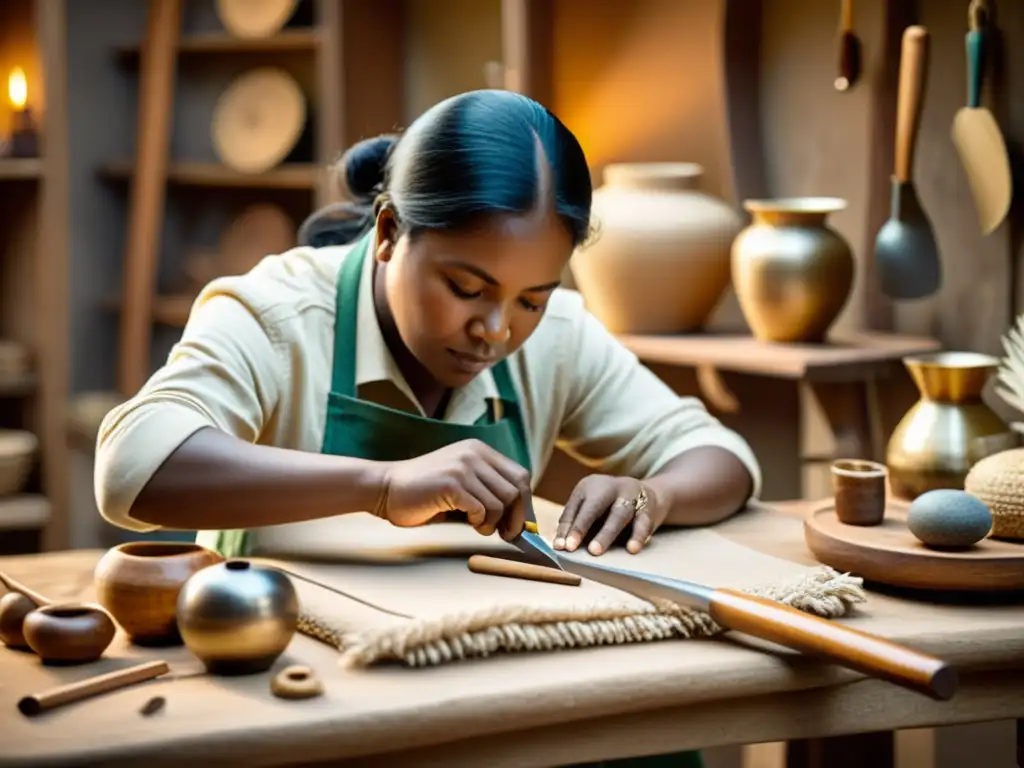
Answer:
[
  {"left": 615, "top": 332, "right": 943, "bottom": 381},
  {"left": 99, "top": 160, "right": 319, "bottom": 190},
  {"left": 0, "top": 494, "right": 51, "bottom": 531},
  {"left": 0, "top": 158, "right": 43, "bottom": 180},
  {"left": 114, "top": 29, "right": 320, "bottom": 62},
  {"left": 102, "top": 293, "right": 196, "bottom": 328},
  {"left": 0, "top": 374, "right": 36, "bottom": 397}
]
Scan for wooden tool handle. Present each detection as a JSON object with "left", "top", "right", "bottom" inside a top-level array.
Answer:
[
  {"left": 709, "top": 589, "right": 957, "bottom": 700},
  {"left": 0, "top": 571, "right": 52, "bottom": 607},
  {"left": 894, "top": 26, "right": 930, "bottom": 182},
  {"left": 468, "top": 555, "right": 581, "bottom": 587},
  {"left": 966, "top": 0, "right": 989, "bottom": 109},
  {"left": 840, "top": 0, "right": 853, "bottom": 32},
  {"left": 18, "top": 660, "right": 171, "bottom": 716}
]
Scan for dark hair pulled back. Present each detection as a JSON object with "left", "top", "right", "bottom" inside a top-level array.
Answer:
[{"left": 297, "top": 89, "right": 592, "bottom": 250}]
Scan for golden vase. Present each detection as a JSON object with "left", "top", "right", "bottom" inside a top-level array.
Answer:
[
  {"left": 731, "top": 197, "right": 854, "bottom": 342},
  {"left": 887, "top": 352, "right": 1017, "bottom": 500}
]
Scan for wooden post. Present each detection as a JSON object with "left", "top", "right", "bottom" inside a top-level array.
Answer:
[{"left": 116, "top": 0, "right": 180, "bottom": 397}]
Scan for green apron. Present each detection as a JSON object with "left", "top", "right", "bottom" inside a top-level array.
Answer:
[{"left": 197, "top": 231, "right": 701, "bottom": 768}]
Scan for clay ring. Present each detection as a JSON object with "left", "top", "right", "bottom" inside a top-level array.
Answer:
[{"left": 270, "top": 665, "right": 324, "bottom": 700}]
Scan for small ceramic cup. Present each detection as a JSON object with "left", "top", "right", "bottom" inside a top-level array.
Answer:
[{"left": 831, "top": 459, "right": 888, "bottom": 526}]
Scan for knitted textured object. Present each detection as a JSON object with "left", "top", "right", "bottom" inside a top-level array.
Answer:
[
  {"left": 293, "top": 565, "right": 866, "bottom": 668},
  {"left": 964, "top": 447, "right": 1024, "bottom": 540}
]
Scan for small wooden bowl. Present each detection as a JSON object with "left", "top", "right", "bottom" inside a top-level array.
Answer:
[
  {"left": 23, "top": 604, "right": 116, "bottom": 664},
  {"left": 94, "top": 542, "right": 223, "bottom": 646}
]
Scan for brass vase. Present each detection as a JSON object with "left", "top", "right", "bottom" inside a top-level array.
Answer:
[
  {"left": 887, "top": 352, "right": 1017, "bottom": 500},
  {"left": 731, "top": 197, "right": 854, "bottom": 342}
]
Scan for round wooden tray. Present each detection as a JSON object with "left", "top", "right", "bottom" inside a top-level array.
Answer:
[
  {"left": 215, "top": 0, "right": 297, "bottom": 39},
  {"left": 804, "top": 503, "right": 1024, "bottom": 592},
  {"left": 211, "top": 67, "right": 306, "bottom": 174}
]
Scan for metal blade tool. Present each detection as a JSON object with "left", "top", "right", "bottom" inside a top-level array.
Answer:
[{"left": 512, "top": 522, "right": 956, "bottom": 701}]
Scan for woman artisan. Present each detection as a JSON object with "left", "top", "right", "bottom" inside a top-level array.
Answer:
[
  {"left": 95, "top": 87, "right": 761, "bottom": 768},
  {"left": 96, "top": 87, "right": 760, "bottom": 563}
]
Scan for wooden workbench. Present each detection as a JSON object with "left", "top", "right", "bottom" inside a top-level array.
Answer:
[{"left": 0, "top": 499, "right": 1022, "bottom": 767}]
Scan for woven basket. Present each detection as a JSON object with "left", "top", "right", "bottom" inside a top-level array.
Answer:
[
  {"left": 964, "top": 447, "right": 1024, "bottom": 541},
  {"left": 0, "top": 429, "right": 37, "bottom": 497}
]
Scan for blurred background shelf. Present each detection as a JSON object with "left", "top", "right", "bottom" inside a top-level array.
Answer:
[
  {"left": 98, "top": 160, "right": 320, "bottom": 190},
  {"left": 0, "top": 158, "right": 43, "bottom": 179},
  {"left": 114, "top": 28, "right": 320, "bottom": 62}
]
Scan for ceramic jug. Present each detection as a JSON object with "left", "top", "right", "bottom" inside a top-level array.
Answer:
[{"left": 570, "top": 162, "right": 741, "bottom": 334}]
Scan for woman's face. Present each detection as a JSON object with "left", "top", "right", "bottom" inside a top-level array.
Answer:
[{"left": 375, "top": 207, "right": 573, "bottom": 388}]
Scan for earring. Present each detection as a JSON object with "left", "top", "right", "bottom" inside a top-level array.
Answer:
[{"left": 504, "top": 328, "right": 512, "bottom": 341}]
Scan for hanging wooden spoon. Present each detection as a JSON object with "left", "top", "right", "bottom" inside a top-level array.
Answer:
[{"left": 835, "top": 0, "right": 862, "bottom": 91}]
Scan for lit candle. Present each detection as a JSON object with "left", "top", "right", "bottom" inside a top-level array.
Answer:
[
  {"left": 8, "top": 66, "right": 38, "bottom": 158},
  {"left": 8, "top": 67, "right": 27, "bottom": 114}
]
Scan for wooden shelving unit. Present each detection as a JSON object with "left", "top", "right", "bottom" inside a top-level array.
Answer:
[
  {"left": 0, "top": 0, "right": 69, "bottom": 553},
  {"left": 96, "top": 0, "right": 547, "bottom": 396}
]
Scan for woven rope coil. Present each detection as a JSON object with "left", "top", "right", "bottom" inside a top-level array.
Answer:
[{"left": 294, "top": 565, "right": 866, "bottom": 668}]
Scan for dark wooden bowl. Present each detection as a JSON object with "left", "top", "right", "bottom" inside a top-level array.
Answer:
[{"left": 23, "top": 604, "right": 116, "bottom": 664}]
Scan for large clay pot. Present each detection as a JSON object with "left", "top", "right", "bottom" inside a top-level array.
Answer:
[
  {"left": 887, "top": 352, "right": 1018, "bottom": 500},
  {"left": 731, "top": 197, "right": 854, "bottom": 343},
  {"left": 569, "top": 162, "right": 741, "bottom": 334}
]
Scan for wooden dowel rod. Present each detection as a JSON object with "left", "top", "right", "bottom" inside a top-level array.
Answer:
[
  {"left": 468, "top": 554, "right": 581, "bottom": 586},
  {"left": 18, "top": 660, "right": 171, "bottom": 716}
]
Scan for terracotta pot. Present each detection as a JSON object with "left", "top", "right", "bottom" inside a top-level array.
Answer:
[
  {"left": 569, "top": 162, "right": 741, "bottom": 334},
  {"left": 731, "top": 197, "right": 854, "bottom": 343},
  {"left": 887, "top": 352, "right": 1018, "bottom": 501},
  {"left": 94, "top": 542, "right": 223, "bottom": 646}
]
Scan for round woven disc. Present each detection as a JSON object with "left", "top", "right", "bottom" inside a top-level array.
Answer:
[
  {"left": 219, "top": 203, "right": 296, "bottom": 275},
  {"left": 215, "top": 0, "right": 297, "bottom": 39},
  {"left": 212, "top": 67, "right": 306, "bottom": 174}
]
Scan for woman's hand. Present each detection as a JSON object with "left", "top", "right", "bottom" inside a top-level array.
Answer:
[
  {"left": 376, "top": 439, "right": 531, "bottom": 541},
  {"left": 554, "top": 475, "right": 667, "bottom": 556}
]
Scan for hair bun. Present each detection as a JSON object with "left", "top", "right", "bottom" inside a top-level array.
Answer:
[{"left": 336, "top": 135, "right": 398, "bottom": 203}]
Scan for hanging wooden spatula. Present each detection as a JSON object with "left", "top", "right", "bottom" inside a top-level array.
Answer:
[{"left": 952, "top": 0, "right": 1012, "bottom": 236}]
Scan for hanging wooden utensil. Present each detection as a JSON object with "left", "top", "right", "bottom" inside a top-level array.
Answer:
[
  {"left": 873, "top": 26, "right": 942, "bottom": 300},
  {"left": 952, "top": 0, "right": 1012, "bottom": 236},
  {"left": 211, "top": 67, "right": 306, "bottom": 175},
  {"left": 834, "top": 0, "right": 862, "bottom": 91},
  {"left": 215, "top": 0, "right": 297, "bottom": 39}
]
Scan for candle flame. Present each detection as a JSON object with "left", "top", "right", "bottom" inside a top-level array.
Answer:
[{"left": 8, "top": 67, "right": 27, "bottom": 110}]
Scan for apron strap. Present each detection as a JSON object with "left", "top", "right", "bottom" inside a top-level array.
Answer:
[
  {"left": 491, "top": 360, "right": 532, "bottom": 474},
  {"left": 328, "top": 231, "right": 371, "bottom": 399}
]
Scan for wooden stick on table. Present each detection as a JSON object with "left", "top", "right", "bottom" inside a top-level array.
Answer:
[
  {"left": 468, "top": 555, "right": 582, "bottom": 587},
  {"left": 18, "top": 660, "right": 171, "bottom": 716}
]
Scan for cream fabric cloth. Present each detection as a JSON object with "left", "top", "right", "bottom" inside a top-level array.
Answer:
[
  {"left": 92, "top": 235, "right": 762, "bottom": 548},
  {"left": 254, "top": 501, "right": 866, "bottom": 667}
]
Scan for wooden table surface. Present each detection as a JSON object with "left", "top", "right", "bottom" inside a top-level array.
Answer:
[{"left": 1, "top": 499, "right": 1023, "bottom": 768}]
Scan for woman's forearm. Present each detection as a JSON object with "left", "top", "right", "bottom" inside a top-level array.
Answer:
[
  {"left": 129, "top": 427, "right": 388, "bottom": 530},
  {"left": 643, "top": 446, "right": 754, "bottom": 527}
]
